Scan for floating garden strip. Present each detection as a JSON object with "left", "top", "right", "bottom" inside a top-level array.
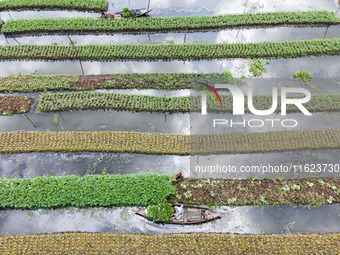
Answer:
[
  {"left": 0, "top": 72, "right": 233, "bottom": 93},
  {"left": 0, "top": 131, "right": 190, "bottom": 155},
  {"left": 190, "top": 129, "right": 340, "bottom": 154},
  {"left": 0, "top": 130, "right": 339, "bottom": 155},
  {"left": 0, "top": 174, "right": 176, "bottom": 210},
  {"left": 0, "top": 174, "right": 338, "bottom": 210},
  {"left": 176, "top": 178, "right": 340, "bottom": 206},
  {"left": 37, "top": 92, "right": 340, "bottom": 113},
  {"left": 0, "top": 39, "right": 339, "bottom": 61},
  {"left": 0, "top": 0, "right": 108, "bottom": 12},
  {"left": 2, "top": 10, "right": 340, "bottom": 36},
  {"left": 0, "top": 96, "right": 34, "bottom": 115},
  {"left": 1, "top": 233, "right": 339, "bottom": 254}
]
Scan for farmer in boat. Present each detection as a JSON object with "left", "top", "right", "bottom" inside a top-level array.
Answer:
[{"left": 172, "top": 204, "right": 185, "bottom": 220}]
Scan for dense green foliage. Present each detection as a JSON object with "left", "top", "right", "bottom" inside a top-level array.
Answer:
[
  {"left": 0, "top": 72, "right": 233, "bottom": 93},
  {"left": 0, "top": 174, "right": 176, "bottom": 209},
  {"left": 146, "top": 203, "right": 174, "bottom": 222},
  {"left": 2, "top": 11, "right": 339, "bottom": 35},
  {"left": 1, "top": 233, "right": 340, "bottom": 255},
  {"left": 293, "top": 71, "right": 313, "bottom": 84},
  {"left": 249, "top": 59, "right": 268, "bottom": 77},
  {"left": 294, "top": 70, "right": 313, "bottom": 79},
  {"left": 0, "top": 73, "right": 80, "bottom": 93},
  {"left": 0, "top": 130, "right": 339, "bottom": 155},
  {"left": 0, "top": 0, "right": 108, "bottom": 11},
  {"left": 0, "top": 39, "right": 339, "bottom": 61},
  {"left": 37, "top": 92, "right": 340, "bottom": 113}
]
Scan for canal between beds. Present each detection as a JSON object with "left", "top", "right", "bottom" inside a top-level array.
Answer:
[
  {"left": 0, "top": 204, "right": 339, "bottom": 235},
  {"left": 0, "top": 149, "right": 338, "bottom": 179}
]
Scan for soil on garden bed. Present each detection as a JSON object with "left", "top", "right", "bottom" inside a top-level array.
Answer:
[
  {"left": 0, "top": 96, "right": 34, "bottom": 115},
  {"left": 71, "top": 74, "right": 193, "bottom": 90},
  {"left": 71, "top": 75, "right": 111, "bottom": 90},
  {"left": 174, "top": 177, "right": 340, "bottom": 206}
]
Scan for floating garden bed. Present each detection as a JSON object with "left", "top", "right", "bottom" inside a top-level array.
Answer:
[
  {"left": 175, "top": 178, "right": 340, "bottom": 206},
  {"left": 2, "top": 11, "right": 339, "bottom": 36},
  {"left": 0, "top": 131, "right": 190, "bottom": 155},
  {"left": 0, "top": 72, "right": 233, "bottom": 93},
  {"left": 0, "top": 233, "right": 339, "bottom": 254},
  {"left": 0, "top": 130, "right": 339, "bottom": 155},
  {"left": 0, "top": 96, "right": 34, "bottom": 115},
  {"left": 37, "top": 92, "right": 340, "bottom": 113},
  {"left": 0, "top": 39, "right": 339, "bottom": 61},
  {"left": 0, "top": 0, "right": 108, "bottom": 12},
  {"left": 0, "top": 174, "right": 338, "bottom": 209},
  {"left": 0, "top": 173, "right": 176, "bottom": 209}
]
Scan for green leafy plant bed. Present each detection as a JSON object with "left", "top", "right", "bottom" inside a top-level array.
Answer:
[
  {"left": 1, "top": 233, "right": 339, "bottom": 254},
  {"left": 0, "top": 0, "right": 108, "bottom": 12},
  {"left": 0, "top": 72, "right": 233, "bottom": 93},
  {"left": 0, "top": 174, "right": 176, "bottom": 210},
  {"left": 0, "top": 39, "right": 339, "bottom": 61},
  {"left": 146, "top": 203, "right": 174, "bottom": 222},
  {"left": 0, "top": 130, "right": 339, "bottom": 154},
  {"left": 2, "top": 11, "right": 339, "bottom": 36},
  {"left": 0, "top": 96, "right": 34, "bottom": 115},
  {"left": 175, "top": 178, "right": 340, "bottom": 206},
  {"left": 37, "top": 92, "right": 340, "bottom": 113}
]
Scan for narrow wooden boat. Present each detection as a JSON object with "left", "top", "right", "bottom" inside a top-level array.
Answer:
[
  {"left": 113, "top": 8, "right": 152, "bottom": 18},
  {"left": 136, "top": 204, "right": 224, "bottom": 225}
]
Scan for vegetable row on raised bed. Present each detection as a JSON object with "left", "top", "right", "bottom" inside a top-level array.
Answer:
[
  {"left": 0, "top": 72, "right": 234, "bottom": 93},
  {"left": 0, "top": 130, "right": 339, "bottom": 154},
  {"left": 0, "top": 175, "right": 338, "bottom": 209},
  {"left": 0, "top": 39, "right": 339, "bottom": 61},
  {"left": 0, "top": 0, "right": 108, "bottom": 12},
  {"left": 0, "top": 173, "right": 176, "bottom": 209},
  {"left": 2, "top": 10, "right": 340, "bottom": 36},
  {"left": 1, "top": 233, "right": 339, "bottom": 254},
  {"left": 37, "top": 92, "right": 340, "bottom": 113},
  {"left": 176, "top": 178, "right": 340, "bottom": 206}
]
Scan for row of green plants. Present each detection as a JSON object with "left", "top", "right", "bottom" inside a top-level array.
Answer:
[
  {"left": 190, "top": 129, "right": 340, "bottom": 154},
  {"left": 0, "top": 73, "right": 80, "bottom": 93},
  {"left": 1, "top": 233, "right": 339, "bottom": 254},
  {"left": 0, "top": 131, "right": 190, "bottom": 155},
  {"left": 37, "top": 92, "right": 340, "bottom": 113},
  {"left": 0, "top": 72, "right": 234, "bottom": 93},
  {"left": 2, "top": 10, "right": 339, "bottom": 35},
  {"left": 0, "top": 39, "right": 339, "bottom": 61},
  {"left": 37, "top": 92, "right": 191, "bottom": 113},
  {"left": 176, "top": 178, "right": 339, "bottom": 206},
  {"left": 0, "top": 0, "right": 108, "bottom": 11},
  {"left": 0, "top": 130, "right": 339, "bottom": 154},
  {"left": 0, "top": 174, "right": 176, "bottom": 209}
]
